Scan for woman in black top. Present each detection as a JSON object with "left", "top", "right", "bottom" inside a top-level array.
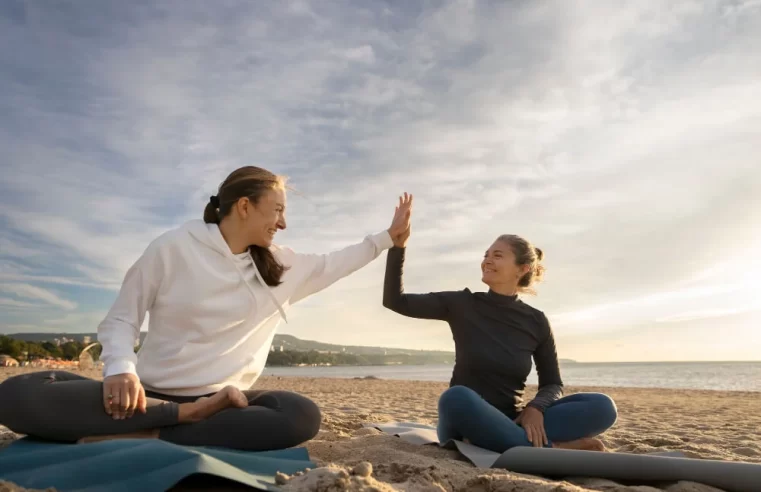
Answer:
[{"left": 383, "top": 194, "right": 617, "bottom": 452}]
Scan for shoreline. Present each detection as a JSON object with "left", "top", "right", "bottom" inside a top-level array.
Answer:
[{"left": 268, "top": 374, "right": 761, "bottom": 394}]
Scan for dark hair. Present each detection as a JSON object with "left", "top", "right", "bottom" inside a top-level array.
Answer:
[
  {"left": 204, "top": 166, "right": 288, "bottom": 286},
  {"left": 496, "top": 234, "right": 545, "bottom": 294}
]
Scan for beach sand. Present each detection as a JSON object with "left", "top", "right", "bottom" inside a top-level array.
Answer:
[{"left": 2, "top": 368, "right": 760, "bottom": 491}]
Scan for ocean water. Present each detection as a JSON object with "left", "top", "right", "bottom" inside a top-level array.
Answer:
[{"left": 263, "top": 361, "right": 761, "bottom": 392}]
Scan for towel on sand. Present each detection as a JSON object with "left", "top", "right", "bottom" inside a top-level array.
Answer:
[
  {"left": 366, "top": 422, "right": 761, "bottom": 492},
  {"left": 0, "top": 437, "right": 314, "bottom": 492}
]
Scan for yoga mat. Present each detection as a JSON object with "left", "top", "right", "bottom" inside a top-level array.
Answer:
[
  {"left": 494, "top": 446, "right": 761, "bottom": 492},
  {"left": 367, "top": 422, "right": 761, "bottom": 492},
  {"left": 0, "top": 437, "right": 314, "bottom": 492}
]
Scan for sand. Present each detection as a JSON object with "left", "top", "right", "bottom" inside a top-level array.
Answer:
[{"left": 2, "top": 367, "right": 760, "bottom": 492}]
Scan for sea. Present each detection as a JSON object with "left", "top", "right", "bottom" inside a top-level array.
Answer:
[{"left": 263, "top": 361, "right": 761, "bottom": 392}]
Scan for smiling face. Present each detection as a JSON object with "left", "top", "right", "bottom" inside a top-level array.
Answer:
[
  {"left": 481, "top": 239, "right": 531, "bottom": 292},
  {"left": 242, "top": 187, "right": 287, "bottom": 248}
]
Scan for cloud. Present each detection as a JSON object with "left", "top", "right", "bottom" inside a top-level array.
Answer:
[
  {"left": 655, "top": 306, "right": 761, "bottom": 324},
  {"left": 0, "top": 298, "right": 42, "bottom": 309},
  {"left": 0, "top": 1, "right": 760, "bottom": 359},
  {"left": 0, "top": 283, "right": 77, "bottom": 310}
]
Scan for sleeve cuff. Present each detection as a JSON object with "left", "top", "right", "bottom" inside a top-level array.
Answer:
[
  {"left": 372, "top": 230, "right": 395, "bottom": 250},
  {"left": 526, "top": 401, "right": 547, "bottom": 412},
  {"left": 103, "top": 359, "right": 137, "bottom": 379}
]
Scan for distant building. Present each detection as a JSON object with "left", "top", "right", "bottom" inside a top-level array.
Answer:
[
  {"left": 82, "top": 336, "right": 91, "bottom": 344},
  {"left": 53, "top": 337, "right": 73, "bottom": 346}
]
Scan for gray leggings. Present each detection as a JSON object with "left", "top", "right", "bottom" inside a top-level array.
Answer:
[{"left": 0, "top": 370, "right": 321, "bottom": 451}]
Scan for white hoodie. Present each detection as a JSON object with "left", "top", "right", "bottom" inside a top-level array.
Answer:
[{"left": 97, "top": 219, "right": 393, "bottom": 396}]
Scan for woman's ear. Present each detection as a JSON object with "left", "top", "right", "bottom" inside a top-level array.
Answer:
[{"left": 234, "top": 197, "right": 251, "bottom": 219}]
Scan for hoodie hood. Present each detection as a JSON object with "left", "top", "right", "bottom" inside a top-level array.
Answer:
[
  {"left": 184, "top": 219, "right": 234, "bottom": 257},
  {"left": 183, "top": 219, "right": 288, "bottom": 322}
]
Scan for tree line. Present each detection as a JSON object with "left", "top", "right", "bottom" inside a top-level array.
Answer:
[
  {"left": 0, "top": 335, "right": 453, "bottom": 367},
  {"left": 265, "top": 349, "right": 452, "bottom": 366},
  {"left": 0, "top": 335, "right": 102, "bottom": 361}
]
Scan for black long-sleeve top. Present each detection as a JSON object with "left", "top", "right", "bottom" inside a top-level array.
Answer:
[{"left": 382, "top": 247, "right": 563, "bottom": 419}]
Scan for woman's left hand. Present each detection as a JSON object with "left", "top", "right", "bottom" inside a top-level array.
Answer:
[
  {"left": 388, "top": 193, "right": 413, "bottom": 247},
  {"left": 515, "top": 406, "right": 548, "bottom": 447}
]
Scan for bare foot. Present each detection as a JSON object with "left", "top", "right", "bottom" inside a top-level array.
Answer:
[
  {"left": 77, "top": 429, "right": 159, "bottom": 444},
  {"left": 77, "top": 387, "right": 247, "bottom": 444},
  {"left": 553, "top": 437, "right": 606, "bottom": 452},
  {"left": 178, "top": 386, "right": 248, "bottom": 423}
]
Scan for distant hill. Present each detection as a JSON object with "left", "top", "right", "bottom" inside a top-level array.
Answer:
[{"left": 6, "top": 332, "right": 576, "bottom": 363}]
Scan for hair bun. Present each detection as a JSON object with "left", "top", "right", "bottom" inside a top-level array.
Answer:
[{"left": 534, "top": 247, "right": 544, "bottom": 261}]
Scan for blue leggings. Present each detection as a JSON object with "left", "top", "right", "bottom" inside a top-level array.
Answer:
[{"left": 437, "top": 386, "right": 617, "bottom": 453}]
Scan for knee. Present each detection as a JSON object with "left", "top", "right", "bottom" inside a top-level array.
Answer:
[
  {"left": 588, "top": 393, "right": 618, "bottom": 429},
  {"left": 286, "top": 394, "right": 322, "bottom": 445},
  {"left": 0, "top": 375, "right": 28, "bottom": 429},
  {"left": 438, "top": 385, "right": 480, "bottom": 421}
]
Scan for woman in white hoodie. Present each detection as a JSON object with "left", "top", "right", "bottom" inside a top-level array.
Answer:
[{"left": 0, "top": 166, "right": 412, "bottom": 451}]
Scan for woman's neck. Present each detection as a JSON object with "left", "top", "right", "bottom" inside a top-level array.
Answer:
[
  {"left": 218, "top": 219, "right": 249, "bottom": 254},
  {"left": 488, "top": 283, "right": 518, "bottom": 297}
]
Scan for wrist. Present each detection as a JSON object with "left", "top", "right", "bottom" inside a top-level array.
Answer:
[{"left": 525, "top": 403, "right": 544, "bottom": 414}]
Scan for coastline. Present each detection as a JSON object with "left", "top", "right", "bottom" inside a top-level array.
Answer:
[{"left": 2, "top": 368, "right": 761, "bottom": 491}]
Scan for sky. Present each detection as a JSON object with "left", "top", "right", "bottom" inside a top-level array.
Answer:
[{"left": 1, "top": 0, "right": 760, "bottom": 362}]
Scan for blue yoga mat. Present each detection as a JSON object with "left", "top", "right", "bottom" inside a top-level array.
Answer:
[{"left": 0, "top": 437, "right": 314, "bottom": 491}]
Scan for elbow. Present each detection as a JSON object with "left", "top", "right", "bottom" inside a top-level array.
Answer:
[
  {"left": 382, "top": 296, "right": 396, "bottom": 311},
  {"left": 382, "top": 294, "right": 402, "bottom": 314}
]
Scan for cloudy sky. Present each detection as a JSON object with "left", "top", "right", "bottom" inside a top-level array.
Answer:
[{"left": 1, "top": 0, "right": 760, "bottom": 362}]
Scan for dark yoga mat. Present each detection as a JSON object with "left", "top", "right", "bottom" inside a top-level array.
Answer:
[
  {"left": 493, "top": 446, "right": 761, "bottom": 492},
  {"left": 0, "top": 437, "right": 314, "bottom": 491}
]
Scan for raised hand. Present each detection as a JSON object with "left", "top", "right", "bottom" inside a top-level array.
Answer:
[{"left": 388, "top": 193, "right": 412, "bottom": 248}]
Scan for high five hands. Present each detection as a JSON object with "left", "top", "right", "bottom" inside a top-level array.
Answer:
[{"left": 388, "top": 193, "right": 413, "bottom": 248}]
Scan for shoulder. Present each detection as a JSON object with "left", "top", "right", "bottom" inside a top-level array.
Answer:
[
  {"left": 515, "top": 299, "right": 552, "bottom": 327},
  {"left": 269, "top": 243, "right": 298, "bottom": 265},
  {"left": 139, "top": 223, "right": 190, "bottom": 258},
  {"left": 443, "top": 288, "right": 476, "bottom": 304},
  {"left": 268, "top": 244, "right": 315, "bottom": 276}
]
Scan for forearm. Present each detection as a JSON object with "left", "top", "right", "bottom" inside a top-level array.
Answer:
[
  {"left": 98, "top": 317, "right": 140, "bottom": 377},
  {"left": 290, "top": 230, "right": 394, "bottom": 303},
  {"left": 382, "top": 247, "right": 451, "bottom": 320},
  {"left": 382, "top": 247, "right": 406, "bottom": 312},
  {"left": 530, "top": 315, "right": 564, "bottom": 412},
  {"left": 97, "top": 245, "right": 161, "bottom": 378}
]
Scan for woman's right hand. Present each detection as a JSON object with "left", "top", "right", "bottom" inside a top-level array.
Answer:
[{"left": 103, "top": 372, "right": 147, "bottom": 419}]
